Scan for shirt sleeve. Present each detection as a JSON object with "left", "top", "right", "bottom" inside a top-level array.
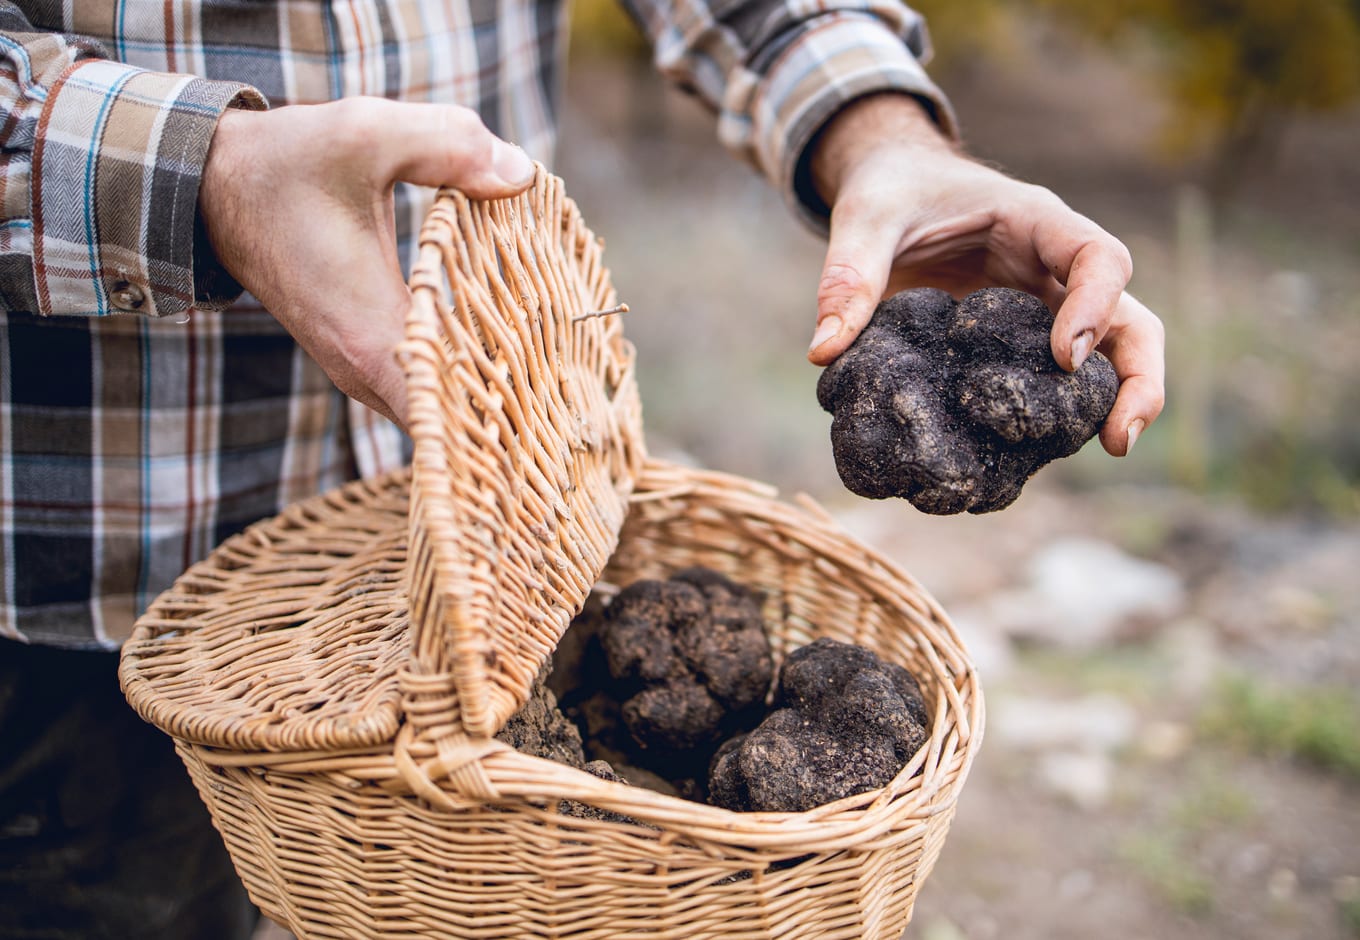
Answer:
[
  {"left": 619, "top": 0, "right": 959, "bottom": 231},
  {"left": 0, "top": 2, "right": 265, "bottom": 319}
]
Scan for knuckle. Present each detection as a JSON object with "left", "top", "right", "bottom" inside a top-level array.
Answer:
[
  {"left": 446, "top": 104, "right": 485, "bottom": 133},
  {"left": 441, "top": 106, "right": 496, "bottom": 168},
  {"left": 1145, "top": 388, "right": 1167, "bottom": 421},
  {"left": 818, "top": 262, "right": 868, "bottom": 300},
  {"left": 1022, "top": 182, "right": 1067, "bottom": 213},
  {"left": 1103, "top": 235, "right": 1134, "bottom": 281},
  {"left": 1146, "top": 309, "right": 1166, "bottom": 342},
  {"left": 444, "top": 105, "right": 491, "bottom": 145},
  {"left": 1123, "top": 301, "right": 1165, "bottom": 347},
  {"left": 329, "top": 95, "right": 377, "bottom": 130}
]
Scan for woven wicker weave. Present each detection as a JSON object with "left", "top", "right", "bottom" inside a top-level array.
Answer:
[{"left": 120, "top": 170, "right": 983, "bottom": 940}]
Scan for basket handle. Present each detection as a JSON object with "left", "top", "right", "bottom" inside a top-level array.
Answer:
[{"left": 393, "top": 722, "right": 506, "bottom": 806}]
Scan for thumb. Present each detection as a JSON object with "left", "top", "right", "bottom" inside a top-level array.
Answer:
[
  {"left": 810, "top": 210, "right": 895, "bottom": 365},
  {"left": 372, "top": 100, "right": 536, "bottom": 197}
]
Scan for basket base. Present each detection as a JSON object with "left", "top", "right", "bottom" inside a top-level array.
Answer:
[
  {"left": 156, "top": 461, "right": 980, "bottom": 940},
  {"left": 182, "top": 741, "right": 948, "bottom": 940}
]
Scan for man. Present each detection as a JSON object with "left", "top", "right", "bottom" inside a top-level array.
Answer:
[{"left": 0, "top": 0, "right": 1164, "bottom": 935}]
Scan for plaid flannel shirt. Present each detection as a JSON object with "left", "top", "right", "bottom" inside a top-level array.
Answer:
[{"left": 0, "top": 0, "right": 954, "bottom": 649}]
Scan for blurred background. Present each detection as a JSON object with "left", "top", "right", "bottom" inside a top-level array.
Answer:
[{"left": 555, "top": 1, "right": 1360, "bottom": 937}]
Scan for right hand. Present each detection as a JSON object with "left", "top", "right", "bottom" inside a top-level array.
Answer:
[
  {"left": 198, "top": 97, "right": 537, "bottom": 429},
  {"left": 807, "top": 93, "right": 1165, "bottom": 457}
]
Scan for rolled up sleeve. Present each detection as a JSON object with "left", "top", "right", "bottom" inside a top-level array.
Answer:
[
  {"left": 1, "top": 3, "right": 265, "bottom": 319},
  {"left": 30, "top": 60, "right": 264, "bottom": 318},
  {"left": 625, "top": 0, "right": 958, "bottom": 231}
]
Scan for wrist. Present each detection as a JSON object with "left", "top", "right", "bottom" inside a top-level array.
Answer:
[
  {"left": 809, "top": 92, "right": 956, "bottom": 208},
  {"left": 198, "top": 107, "right": 268, "bottom": 283},
  {"left": 199, "top": 108, "right": 251, "bottom": 232}
]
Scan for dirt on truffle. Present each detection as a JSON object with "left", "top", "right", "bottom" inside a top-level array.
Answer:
[
  {"left": 816, "top": 287, "right": 1118, "bottom": 514},
  {"left": 708, "top": 637, "right": 930, "bottom": 813},
  {"left": 496, "top": 664, "right": 590, "bottom": 769},
  {"left": 496, "top": 663, "right": 648, "bottom": 824},
  {"left": 597, "top": 568, "right": 774, "bottom": 771}
]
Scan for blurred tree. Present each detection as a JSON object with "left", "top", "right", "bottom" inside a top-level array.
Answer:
[
  {"left": 570, "top": 0, "right": 650, "bottom": 59},
  {"left": 1028, "top": 0, "right": 1360, "bottom": 203},
  {"left": 908, "top": 0, "right": 1015, "bottom": 67},
  {"left": 570, "top": 0, "right": 1360, "bottom": 205}
]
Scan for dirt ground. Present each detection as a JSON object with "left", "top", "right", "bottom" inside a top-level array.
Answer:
[
  {"left": 257, "top": 25, "right": 1358, "bottom": 940},
  {"left": 550, "top": 32, "right": 1360, "bottom": 940}
]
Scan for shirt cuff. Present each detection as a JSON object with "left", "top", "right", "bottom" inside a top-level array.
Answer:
[
  {"left": 718, "top": 12, "right": 959, "bottom": 235},
  {"left": 30, "top": 59, "right": 265, "bottom": 319}
]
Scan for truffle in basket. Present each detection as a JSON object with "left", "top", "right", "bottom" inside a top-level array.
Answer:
[
  {"left": 597, "top": 567, "right": 775, "bottom": 765},
  {"left": 708, "top": 637, "right": 929, "bottom": 813},
  {"left": 496, "top": 664, "right": 638, "bottom": 823},
  {"left": 816, "top": 286, "right": 1118, "bottom": 514},
  {"left": 552, "top": 567, "right": 776, "bottom": 794}
]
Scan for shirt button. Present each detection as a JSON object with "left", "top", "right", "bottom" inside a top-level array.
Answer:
[{"left": 110, "top": 280, "right": 146, "bottom": 312}]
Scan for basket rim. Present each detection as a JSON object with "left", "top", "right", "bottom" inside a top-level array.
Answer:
[{"left": 190, "top": 723, "right": 971, "bottom": 856}]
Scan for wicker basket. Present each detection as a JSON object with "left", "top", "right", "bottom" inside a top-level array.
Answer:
[{"left": 120, "top": 169, "right": 983, "bottom": 940}]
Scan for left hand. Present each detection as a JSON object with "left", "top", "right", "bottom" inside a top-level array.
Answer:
[
  {"left": 199, "top": 98, "right": 537, "bottom": 430},
  {"left": 807, "top": 93, "right": 1165, "bottom": 457}
]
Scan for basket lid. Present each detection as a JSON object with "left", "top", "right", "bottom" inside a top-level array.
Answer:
[
  {"left": 120, "top": 169, "right": 645, "bottom": 750},
  {"left": 402, "top": 168, "right": 645, "bottom": 739}
]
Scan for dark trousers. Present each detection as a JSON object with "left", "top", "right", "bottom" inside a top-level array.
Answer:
[{"left": 0, "top": 638, "right": 258, "bottom": 940}]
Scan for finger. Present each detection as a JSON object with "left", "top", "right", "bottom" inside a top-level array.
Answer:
[
  {"left": 336, "top": 368, "right": 407, "bottom": 432},
  {"left": 1096, "top": 293, "right": 1166, "bottom": 457},
  {"left": 352, "top": 99, "right": 536, "bottom": 197},
  {"left": 1032, "top": 213, "right": 1133, "bottom": 372},
  {"left": 811, "top": 201, "right": 898, "bottom": 365}
]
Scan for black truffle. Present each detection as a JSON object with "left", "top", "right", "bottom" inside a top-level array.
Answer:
[
  {"left": 599, "top": 568, "right": 774, "bottom": 764},
  {"left": 708, "top": 637, "right": 929, "bottom": 813},
  {"left": 816, "top": 287, "right": 1118, "bottom": 514},
  {"left": 496, "top": 664, "right": 589, "bottom": 770},
  {"left": 498, "top": 665, "right": 646, "bottom": 823}
]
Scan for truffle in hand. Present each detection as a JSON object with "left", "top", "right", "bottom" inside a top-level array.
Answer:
[
  {"left": 816, "top": 287, "right": 1118, "bottom": 514},
  {"left": 708, "top": 637, "right": 929, "bottom": 813}
]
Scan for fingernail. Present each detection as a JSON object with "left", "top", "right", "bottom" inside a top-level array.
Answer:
[
  {"left": 1071, "top": 329, "right": 1095, "bottom": 370},
  {"left": 810, "top": 316, "right": 842, "bottom": 354},
  {"left": 493, "top": 141, "right": 535, "bottom": 187},
  {"left": 1125, "top": 418, "right": 1146, "bottom": 454}
]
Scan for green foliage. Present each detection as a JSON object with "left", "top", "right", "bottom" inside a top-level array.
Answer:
[
  {"left": 1118, "top": 831, "right": 1216, "bottom": 916},
  {"left": 1199, "top": 675, "right": 1360, "bottom": 780},
  {"left": 1169, "top": 770, "right": 1257, "bottom": 834},
  {"left": 1116, "top": 760, "right": 1261, "bottom": 918},
  {"left": 906, "top": 0, "right": 1017, "bottom": 64},
  {"left": 1016, "top": 645, "right": 1171, "bottom": 704},
  {"left": 1143, "top": 183, "right": 1360, "bottom": 517},
  {"left": 1230, "top": 425, "right": 1360, "bottom": 517},
  {"left": 1032, "top": 0, "right": 1360, "bottom": 188},
  {"left": 1036, "top": 0, "right": 1360, "bottom": 117},
  {"left": 1342, "top": 895, "right": 1360, "bottom": 938}
]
